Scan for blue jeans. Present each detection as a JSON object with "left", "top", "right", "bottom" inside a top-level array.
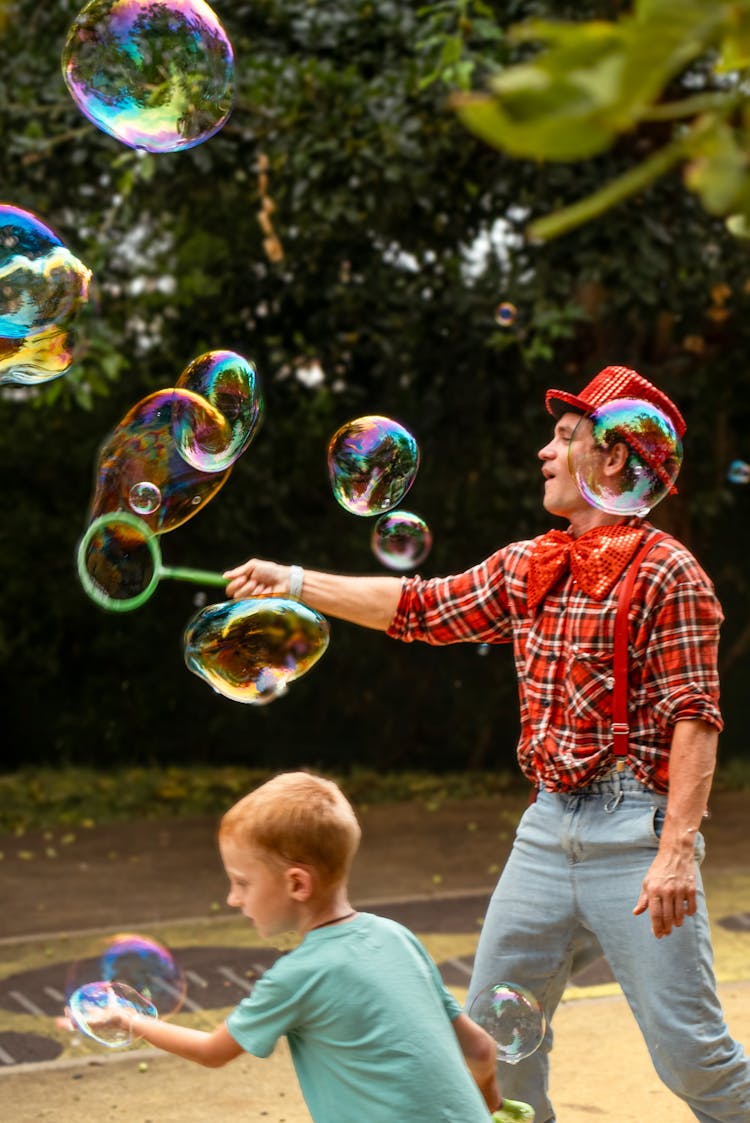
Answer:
[{"left": 467, "top": 768, "right": 750, "bottom": 1123}]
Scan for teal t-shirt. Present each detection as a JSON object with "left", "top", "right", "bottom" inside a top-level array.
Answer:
[{"left": 226, "top": 911, "right": 493, "bottom": 1123}]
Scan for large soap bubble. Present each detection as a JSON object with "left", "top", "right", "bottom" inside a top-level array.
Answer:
[
  {"left": 469, "top": 982, "right": 546, "bottom": 1064},
  {"left": 184, "top": 597, "right": 330, "bottom": 704},
  {"left": 174, "top": 349, "right": 263, "bottom": 472},
  {"left": 568, "top": 397, "right": 683, "bottom": 516},
  {"left": 0, "top": 204, "right": 92, "bottom": 385},
  {"left": 68, "top": 980, "right": 156, "bottom": 1047},
  {"left": 62, "top": 0, "right": 235, "bottom": 154},
  {"left": 371, "top": 510, "right": 432, "bottom": 571},
  {"left": 327, "top": 415, "right": 420, "bottom": 516},
  {"left": 88, "top": 387, "right": 232, "bottom": 533}
]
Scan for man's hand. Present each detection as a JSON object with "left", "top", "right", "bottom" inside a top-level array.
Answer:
[
  {"left": 633, "top": 845, "right": 698, "bottom": 938},
  {"left": 223, "top": 559, "right": 291, "bottom": 600}
]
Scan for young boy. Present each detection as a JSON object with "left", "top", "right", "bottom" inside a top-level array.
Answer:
[{"left": 99, "top": 772, "right": 534, "bottom": 1123}]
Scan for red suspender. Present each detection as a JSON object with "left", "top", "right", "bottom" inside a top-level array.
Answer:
[{"left": 611, "top": 531, "right": 669, "bottom": 768}]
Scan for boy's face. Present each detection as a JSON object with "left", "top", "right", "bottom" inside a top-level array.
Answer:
[{"left": 220, "top": 835, "right": 298, "bottom": 939}]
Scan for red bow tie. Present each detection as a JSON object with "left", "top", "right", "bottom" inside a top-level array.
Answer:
[{"left": 527, "top": 524, "right": 646, "bottom": 611}]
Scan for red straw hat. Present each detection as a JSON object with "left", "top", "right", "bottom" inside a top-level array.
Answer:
[{"left": 546, "top": 365, "right": 686, "bottom": 438}]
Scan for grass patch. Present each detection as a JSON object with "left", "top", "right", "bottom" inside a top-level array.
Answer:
[
  {"left": 2, "top": 758, "right": 747, "bottom": 834},
  {"left": 0, "top": 765, "right": 525, "bottom": 833}
]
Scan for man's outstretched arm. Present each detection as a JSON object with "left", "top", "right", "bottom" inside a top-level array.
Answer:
[{"left": 223, "top": 558, "right": 403, "bottom": 632}]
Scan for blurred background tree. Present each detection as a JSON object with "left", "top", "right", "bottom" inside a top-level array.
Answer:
[{"left": 1, "top": 0, "right": 749, "bottom": 774}]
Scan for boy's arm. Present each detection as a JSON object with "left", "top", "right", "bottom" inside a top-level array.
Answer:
[
  {"left": 130, "top": 1013, "right": 244, "bottom": 1068},
  {"left": 451, "top": 1012, "right": 501, "bottom": 1112}
]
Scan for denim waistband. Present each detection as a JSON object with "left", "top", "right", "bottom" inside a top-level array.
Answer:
[{"left": 544, "top": 765, "right": 657, "bottom": 797}]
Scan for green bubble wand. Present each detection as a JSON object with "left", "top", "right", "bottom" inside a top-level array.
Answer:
[{"left": 77, "top": 510, "right": 227, "bottom": 613}]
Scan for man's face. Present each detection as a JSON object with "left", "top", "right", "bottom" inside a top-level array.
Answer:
[{"left": 537, "top": 412, "right": 595, "bottom": 520}]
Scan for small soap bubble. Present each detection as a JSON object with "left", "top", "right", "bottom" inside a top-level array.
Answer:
[
  {"left": 327, "top": 415, "right": 420, "bottom": 516},
  {"left": 128, "top": 480, "right": 162, "bottom": 515},
  {"left": 727, "top": 459, "right": 750, "bottom": 485},
  {"left": 68, "top": 980, "right": 156, "bottom": 1048},
  {"left": 568, "top": 398, "right": 682, "bottom": 516},
  {"left": 0, "top": 204, "right": 92, "bottom": 386},
  {"left": 469, "top": 982, "right": 546, "bottom": 1064},
  {"left": 184, "top": 597, "right": 330, "bottom": 704},
  {"left": 477, "top": 643, "right": 490, "bottom": 656},
  {"left": 371, "top": 510, "right": 432, "bottom": 570},
  {"left": 62, "top": 0, "right": 235, "bottom": 154},
  {"left": 88, "top": 388, "right": 231, "bottom": 534},
  {"left": 174, "top": 350, "right": 263, "bottom": 472},
  {"left": 494, "top": 301, "right": 517, "bottom": 328}
]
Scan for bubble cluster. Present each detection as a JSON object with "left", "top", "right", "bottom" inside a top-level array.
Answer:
[
  {"left": 0, "top": 204, "right": 92, "bottom": 386},
  {"left": 727, "top": 459, "right": 750, "bottom": 485},
  {"left": 371, "top": 510, "right": 432, "bottom": 571},
  {"left": 68, "top": 980, "right": 156, "bottom": 1048},
  {"left": 66, "top": 932, "right": 184, "bottom": 1046},
  {"left": 469, "top": 982, "right": 546, "bottom": 1064},
  {"left": 86, "top": 350, "right": 261, "bottom": 537},
  {"left": 62, "top": 0, "right": 235, "bottom": 154},
  {"left": 88, "top": 387, "right": 232, "bottom": 534},
  {"left": 568, "top": 397, "right": 683, "bottom": 516},
  {"left": 327, "top": 415, "right": 420, "bottom": 516},
  {"left": 494, "top": 301, "right": 517, "bottom": 328},
  {"left": 184, "top": 597, "right": 330, "bottom": 704}
]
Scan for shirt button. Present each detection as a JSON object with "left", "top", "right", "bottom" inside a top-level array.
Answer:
[{"left": 605, "top": 676, "right": 614, "bottom": 689}]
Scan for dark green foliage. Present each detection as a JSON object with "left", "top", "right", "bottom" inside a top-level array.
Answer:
[{"left": 1, "top": 0, "right": 749, "bottom": 772}]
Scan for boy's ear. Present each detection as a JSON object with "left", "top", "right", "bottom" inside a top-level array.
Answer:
[{"left": 285, "top": 865, "right": 314, "bottom": 901}]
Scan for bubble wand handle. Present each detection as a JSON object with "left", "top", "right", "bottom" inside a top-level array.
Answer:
[{"left": 160, "top": 566, "right": 227, "bottom": 588}]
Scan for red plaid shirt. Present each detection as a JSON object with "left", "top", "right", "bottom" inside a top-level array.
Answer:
[{"left": 387, "top": 520, "right": 723, "bottom": 792}]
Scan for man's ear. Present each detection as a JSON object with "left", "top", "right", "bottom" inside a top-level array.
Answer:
[
  {"left": 285, "top": 865, "right": 314, "bottom": 902},
  {"left": 602, "top": 440, "right": 629, "bottom": 476}
]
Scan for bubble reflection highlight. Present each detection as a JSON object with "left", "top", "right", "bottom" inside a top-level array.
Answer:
[
  {"left": 371, "top": 510, "right": 432, "bottom": 570},
  {"left": 184, "top": 597, "right": 330, "bottom": 704},
  {"left": 62, "top": 0, "right": 235, "bottom": 153},
  {"left": 568, "top": 397, "right": 682, "bottom": 516},
  {"left": 327, "top": 415, "right": 419, "bottom": 516}
]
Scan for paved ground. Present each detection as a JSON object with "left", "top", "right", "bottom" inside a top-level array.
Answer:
[{"left": 0, "top": 788, "right": 748, "bottom": 1121}]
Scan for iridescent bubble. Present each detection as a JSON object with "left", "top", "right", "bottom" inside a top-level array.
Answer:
[
  {"left": 469, "top": 982, "right": 546, "bottom": 1064},
  {"left": 568, "top": 398, "right": 683, "bottom": 516},
  {"left": 727, "top": 459, "right": 750, "bottom": 485},
  {"left": 174, "top": 349, "right": 263, "bottom": 472},
  {"left": 88, "top": 388, "right": 232, "bottom": 533},
  {"left": 0, "top": 204, "right": 92, "bottom": 386},
  {"left": 128, "top": 479, "right": 162, "bottom": 515},
  {"left": 477, "top": 643, "right": 490, "bottom": 656},
  {"left": 99, "top": 933, "right": 185, "bottom": 1013},
  {"left": 68, "top": 980, "right": 156, "bottom": 1048},
  {"left": 494, "top": 301, "right": 517, "bottom": 328},
  {"left": 327, "top": 415, "right": 420, "bottom": 516},
  {"left": 62, "top": 0, "right": 235, "bottom": 154},
  {"left": 184, "top": 597, "right": 330, "bottom": 704},
  {"left": 371, "top": 510, "right": 432, "bottom": 571}
]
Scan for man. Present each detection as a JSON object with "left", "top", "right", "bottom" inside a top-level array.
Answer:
[{"left": 224, "top": 366, "right": 750, "bottom": 1122}]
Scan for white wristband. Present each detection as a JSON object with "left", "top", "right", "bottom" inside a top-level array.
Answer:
[{"left": 289, "top": 565, "right": 304, "bottom": 600}]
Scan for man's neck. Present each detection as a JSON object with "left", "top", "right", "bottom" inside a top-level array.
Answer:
[{"left": 566, "top": 509, "right": 624, "bottom": 539}]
